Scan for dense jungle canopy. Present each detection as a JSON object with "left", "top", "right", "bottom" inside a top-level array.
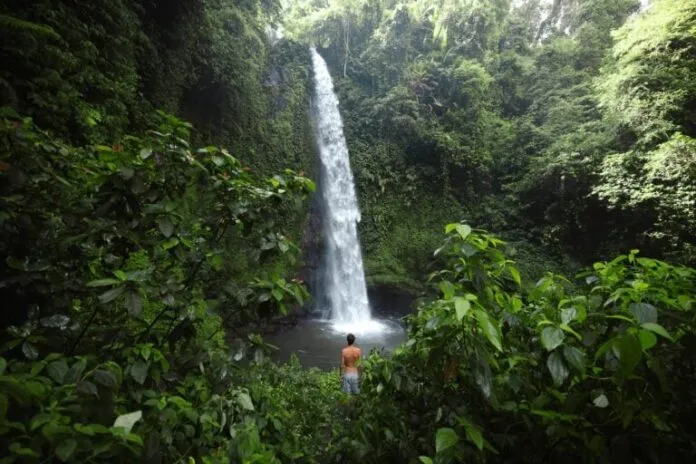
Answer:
[{"left": 0, "top": 0, "right": 695, "bottom": 462}]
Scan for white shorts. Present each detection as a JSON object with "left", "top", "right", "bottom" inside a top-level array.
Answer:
[{"left": 342, "top": 372, "right": 360, "bottom": 394}]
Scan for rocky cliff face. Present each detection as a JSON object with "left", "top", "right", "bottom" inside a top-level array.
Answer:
[{"left": 298, "top": 185, "right": 324, "bottom": 314}]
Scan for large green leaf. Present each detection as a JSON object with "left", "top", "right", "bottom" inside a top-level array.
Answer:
[
  {"left": 130, "top": 361, "right": 149, "bottom": 385},
  {"left": 435, "top": 427, "right": 458, "bottom": 453},
  {"left": 615, "top": 334, "right": 642, "bottom": 378},
  {"left": 113, "top": 410, "right": 142, "bottom": 434},
  {"left": 99, "top": 286, "right": 125, "bottom": 304},
  {"left": 508, "top": 266, "right": 521, "bottom": 286},
  {"left": 560, "top": 307, "right": 577, "bottom": 325},
  {"left": 439, "top": 281, "right": 456, "bottom": 300},
  {"left": 47, "top": 360, "right": 69, "bottom": 384},
  {"left": 158, "top": 217, "right": 174, "bottom": 238},
  {"left": 541, "top": 327, "right": 565, "bottom": 352},
  {"left": 638, "top": 329, "right": 657, "bottom": 350},
  {"left": 562, "top": 346, "right": 586, "bottom": 375},
  {"left": 547, "top": 352, "right": 568, "bottom": 386},
  {"left": 455, "top": 224, "right": 472, "bottom": 240},
  {"left": 162, "top": 237, "right": 179, "bottom": 250},
  {"left": 56, "top": 438, "right": 77, "bottom": 462},
  {"left": 475, "top": 310, "right": 502, "bottom": 351},
  {"left": 76, "top": 381, "right": 99, "bottom": 397},
  {"left": 460, "top": 417, "right": 484, "bottom": 450},
  {"left": 454, "top": 297, "right": 471, "bottom": 321},
  {"left": 641, "top": 322, "right": 673, "bottom": 341},
  {"left": 237, "top": 392, "right": 255, "bottom": 411},
  {"left": 30, "top": 412, "right": 51, "bottom": 431},
  {"left": 94, "top": 370, "right": 117, "bottom": 389},
  {"left": 630, "top": 303, "right": 657, "bottom": 324}
]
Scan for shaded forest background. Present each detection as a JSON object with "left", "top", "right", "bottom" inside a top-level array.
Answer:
[{"left": 282, "top": 0, "right": 695, "bottom": 294}]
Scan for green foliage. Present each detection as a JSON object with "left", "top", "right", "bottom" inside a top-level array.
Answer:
[
  {"left": 284, "top": 0, "right": 696, "bottom": 277},
  {"left": 593, "top": 0, "right": 696, "bottom": 261},
  {"left": 0, "top": 0, "right": 315, "bottom": 182},
  {"left": 3, "top": 0, "right": 696, "bottom": 462},
  {"left": 240, "top": 357, "right": 348, "bottom": 462},
  {"left": 348, "top": 226, "right": 696, "bottom": 462},
  {"left": 0, "top": 0, "right": 144, "bottom": 142},
  {"left": 0, "top": 110, "right": 314, "bottom": 462}
]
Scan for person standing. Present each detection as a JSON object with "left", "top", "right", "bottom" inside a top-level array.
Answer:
[{"left": 340, "top": 333, "right": 362, "bottom": 395}]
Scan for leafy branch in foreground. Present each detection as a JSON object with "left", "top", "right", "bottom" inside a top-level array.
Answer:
[
  {"left": 0, "top": 110, "right": 315, "bottom": 463},
  {"left": 352, "top": 224, "right": 696, "bottom": 463}
]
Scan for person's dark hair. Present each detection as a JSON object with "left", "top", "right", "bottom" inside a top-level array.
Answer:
[{"left": 347, "top": 333, "right": 355, "bottom": 345}]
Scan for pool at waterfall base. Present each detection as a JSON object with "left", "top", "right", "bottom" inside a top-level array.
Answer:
[{"left": 266, "top": 316, "right": 407, "bottom": 370}]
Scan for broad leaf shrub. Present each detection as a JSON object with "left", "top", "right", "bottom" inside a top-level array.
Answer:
[
  {"left": 351, "top": 224, "right": 696, "bottom": 463},
  {"left": 0, "top": 109, "right": 315, "bottom": 463}
]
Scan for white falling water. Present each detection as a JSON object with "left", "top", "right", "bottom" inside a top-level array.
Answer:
[{"left": 310, "top": 48, "right": 385, "bottom": 335}]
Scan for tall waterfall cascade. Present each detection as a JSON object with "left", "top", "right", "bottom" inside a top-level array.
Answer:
[{"left": 310, "top": 48, "right": 385, "bottom": 335}]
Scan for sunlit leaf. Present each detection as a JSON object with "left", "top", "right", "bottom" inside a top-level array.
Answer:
[
  {"left": 541, "top": 327, "right": 565, "bottom": 351},
  {"left": 439, "top": 281, "right": 455, "bottom": 300},
  {"left": 435, "top": 427, "right": 458, "bottom": 453},
  {"left": 593, "top": 394, "right": 609, "bottom": 408},
  {"left": 638, "top": 329, "right": 657, "bottom": 350},
  {"left": 459, "top": 417, "right": 484, "bottom": 450},
  {"left": 560, "top": 307, "right": 577, "bottom": 325},
  {"left": 237, "top": 392, "right": 254, "bottom": 411},
  {"left": 475, "top": 310, "right": 502, "bottom": 351},
  {"left": 508, "top": 266, "right": 521, "bottom": 286},
  {"left": 455, "top": 224, "right": 472, "bottom": 240},
  {"left": 454, "top": 297, "right": 470, "bottom": 321},
  {"left": 113, "top": 410, "right": 142, "bottom": 434},
  {"left": 22, "top": 341, "right": 39, "bottom": 360}
]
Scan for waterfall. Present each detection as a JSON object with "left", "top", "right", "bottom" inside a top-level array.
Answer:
[{"left": 311, "top": 48, "right": 383, "bottom": 334}]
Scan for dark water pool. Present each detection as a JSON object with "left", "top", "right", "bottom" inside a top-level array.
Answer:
[{"left": 265, "top": 317, "right": 408, "bottom": 370}]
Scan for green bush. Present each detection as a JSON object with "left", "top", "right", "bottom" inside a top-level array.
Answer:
[
  {"left": 351, "top": 225, "right": 696, "bottom": 463},
  {"left": 0, "top": 109, "right": 315, "bottom": 463}
]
